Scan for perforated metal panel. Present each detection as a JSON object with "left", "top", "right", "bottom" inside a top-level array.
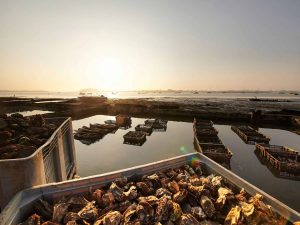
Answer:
[{"left": 42, "top": 135, "right": 59, "bottom": 183}]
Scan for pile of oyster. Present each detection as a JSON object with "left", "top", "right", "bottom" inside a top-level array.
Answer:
[
  {"left": 20, "top": 163, "right": 293, "bottom": 225},
  {"left": 0, "top": 113, "right": 58, "bottom": 159}
]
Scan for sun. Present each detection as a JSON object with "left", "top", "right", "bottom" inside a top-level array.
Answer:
[{"left": 97, "top": 58, "right": 125, "bottom": 91}]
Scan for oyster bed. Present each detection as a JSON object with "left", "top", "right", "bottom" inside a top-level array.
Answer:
[
  {"left": 19, "top": 163, "right": 293, "bottom": 225},
  {"left": 0, "top": 113, "right": 58, "bottom": 160}
]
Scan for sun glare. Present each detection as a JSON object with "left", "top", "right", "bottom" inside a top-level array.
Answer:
[{"left": 97, "top": 58, "right": 125, "bottom": 91}]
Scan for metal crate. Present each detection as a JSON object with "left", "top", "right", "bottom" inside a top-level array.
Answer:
[
  {"left": 0, "top": 117, "right": 76, "bottom": 210},
  {"left": 0, "top": 153, "right": 299, "bottom": 225}
]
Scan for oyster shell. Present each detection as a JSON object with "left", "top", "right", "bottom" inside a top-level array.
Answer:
[
  {"left": 155, "top": 196, "right": 172, "bottom": 222},
  {"left": 200, "top": 196, "right": 215, "bottom": 218},
  {"left": 177, "top": 214, "right": 200, "bottom": 225},
  {"left": 155, "top": 188, "right": 172, "bottom": 198},
  {"left": 173, "top": 190, "right": 188, "bottom": 203},
  {"left": 19, "top": 214, "right": 41, "bottom": 225},
  {"left": 167, "top": 181, "right": 179, "bottom": 194},
  {"left": 216, "top": 187, "right": 234, "bottom": 208},
  {"left": 169, "top": 202, "right": 182, "bottom": 222},
  {"left": 92, "top": 189, "right": 103, "bottom": 205},
  {"left": 136, "top": 182, "right": 153, "bottom": 195},
  {"left": 63, "top": 212, "right": 80, "bottom": 224},
  {"left": 115, "top": 177, "right": 128, "bottom": 187},
  {"left": 136, "top": 201, "right": 154, "bottom": 223},
  {"left": 160, "top": 177, "right": 170, "bottom": 188},
  {"left": 224, "top": 206, "right": 241, "bottom": 225},
  {"left": 110, "top": 182, "right": 125, "bottom": 202},
  {"left": 138, "top": 195, "right": 159, "bottom": 207},
  {"left": 191, "top": 206, "right": 206, "bottom": 221},
  {"left": 124, "top": 186, "right": 138, "bottom": 201},
  {"left": 188, "top": 184, "right": 204, "bottom": 197},
  {"left": 123, "top": 203, "right": 138, "bottom": 223},
  {"left": 78, "top": 201, "right": 98, "bottom": 222},
  {"left": 101, "top": 192, "right": 115, "bottom": 207},
  {"left": 52, "top": 202, "right": 69, "bottom": 223},
  {"left": 94, "top": 211, "right": 122, "bottom": 225},
  {"left": 189, "top": 178, "right": 201, "bottom": 186},
  {"left": 67, "top": 196, "right": 89, "bottom": 212}
]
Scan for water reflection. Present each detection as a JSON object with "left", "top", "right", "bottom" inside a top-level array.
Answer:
[
  {"left": 72, "top": 115, "right": 194, "bottom": 177},
  {"left": 216, "top": 125, "right": 300, "bottom": 212}
]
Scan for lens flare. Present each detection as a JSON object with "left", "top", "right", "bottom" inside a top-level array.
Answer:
[
  {"left": 179, "top": 145, "right": 188, "bottom": 154},
  {"left": 190, "top": 156, "right": 201, "bottom": 167}
]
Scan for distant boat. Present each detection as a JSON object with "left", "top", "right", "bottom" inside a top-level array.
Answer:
[
  {"left": 112, "top": 91, "right": 118, "bottom": 95},
  {"left": 193, "top": 91, "right": 199, "bottom": 94}
]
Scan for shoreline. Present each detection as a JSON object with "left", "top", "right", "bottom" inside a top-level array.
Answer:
[{"left": 0, "top": 96, "right": 299, "bottom": 134}]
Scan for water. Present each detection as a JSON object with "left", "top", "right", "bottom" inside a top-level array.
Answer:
[
  {"left": 7, "top": 110, "right": 53, "bottom": 116},
  {"left": 73, "top": 115, "right": 194, "bottom": 177},
  {"left": 72, "top": 115, "right": 300, "bottom": 212},
  {"left": 1, "top": 90, "right": 300, "bottom": 100}
]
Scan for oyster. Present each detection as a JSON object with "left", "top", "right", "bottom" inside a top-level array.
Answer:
[
  {"left": 155, "top": 196, "right": 172, "bottom": 222},
  {"left": 189, "top": 178, "right": 201, "bottom": 186},
  {"left": 92, "top": 189, "right": 103, "bottom": 205},
  {"left": 94, "top": 211, "right": 122, "bottom": 225},
  {"left": 63, "top": 212, "right": 81, "bottom": 224},
  {"left": 138, "top": 195, "right": 159, "bottom": 207},
  {"left": 235, "top": 188, "right": 247, "bottom": 202},
  {"left": 224, "top": 206, "right": 241, "bottom": 225},
  {"left": 145, "top": 173, "right": 160, "bottom": 187},
  {"left": 124, "top": 186, "right": 138, "bottom": 201},
  {"left": 191, "top": 207, "right": 206, "bottom": 221},
  {"left": 110, "top": 182, "right": 125, "bottom": 202},
  {"left": 167, "top": 181, "right": 179, "bottom": 194},
  {"left": 155, "top": 188, "right": 172, "bottom": 198},
  {"left": 136, "top": 201, "right": 154, "bottom": 223},
  {"left": 117, "top": 201, "right": 131, "bottom": 213},
  {"left": 177, "top": 214, "right": 200, "bottom": 225},
  {"left": 137, "top": 182, "right": 153, "bottom": 195},
  {"left": 115, "top": 177, "right": 128, "bottom": 187},
  {"left": 123, "top": 203, "right": 138, "bottom": 224},
  {"left": 160, "top": 177, "right": 170, "bottom": 188},
  {"left": 101, "top": 192, "right": 115, "bottom": 207},
  {"left": 169, "top": 202, "right": 182, "bottom": 222},
  {"left": 178, "top": 180, "right": 189, "bottom": 189},
  {"left": 19, "top": 214, "right": 41, "bottom": 225},
  {"left": 188, "top": 184, "right": 204, "bottom": 197},
  {"left": 200, "top": 196, "right": 215, "bottom": 218},
  {"left": 210, "top": 176, "right": 222, "bottom": 188},
  {"left": 78, "top": 201, "right": 98, "bottom": 221},
  {"left": 173, "top": 190, "right": 188, "bottom": 203},
  {"left": 52, "top": 202, "right": 70, "bottom": 223},
  {"left": 67, "top": 196, "right": 89, "bottom": 212},
  {"left": 216, "top": 187, "right": 234, "bottom": 208}
]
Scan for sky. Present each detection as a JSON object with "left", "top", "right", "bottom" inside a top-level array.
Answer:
[{"left": 0, "top": 0, "right": 300, "bottom": 91}]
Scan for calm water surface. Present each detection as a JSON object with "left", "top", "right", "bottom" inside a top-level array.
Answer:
[
  {"left": 73, "top": 115, "right": 194, "bottom": 177},
  {"left": 73, "top": 115, "right": 300, "bottom": 212}
]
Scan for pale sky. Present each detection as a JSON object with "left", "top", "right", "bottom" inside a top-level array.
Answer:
[{"left": 0, "top": 0, "right": 300, "bottom": 91}]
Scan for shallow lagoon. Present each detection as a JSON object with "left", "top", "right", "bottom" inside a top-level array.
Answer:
[{"left": 73, "top": 115, "right": 300, "bottom": 211}]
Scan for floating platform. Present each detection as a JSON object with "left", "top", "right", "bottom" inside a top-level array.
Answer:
[
  {"left": 74, "top": 123, "right": 118, "bottom": 145},
  {"left": 123, "top": 131, "right": 147, "bottom": 146},
  {"left": 256, "top": 144, "right": 300, "bottom": 179},
  {"left": 135, "top": 124, "right": 153, "bottom": 135},
  {"left": 193, "top": 118, "right": 232, "bottom": 166},
  {"left": 145, "top": 119, "right": 167, "bottom": 131},
  {"left": 231, "top": 126, "right": 270, "bottom": 144}
]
